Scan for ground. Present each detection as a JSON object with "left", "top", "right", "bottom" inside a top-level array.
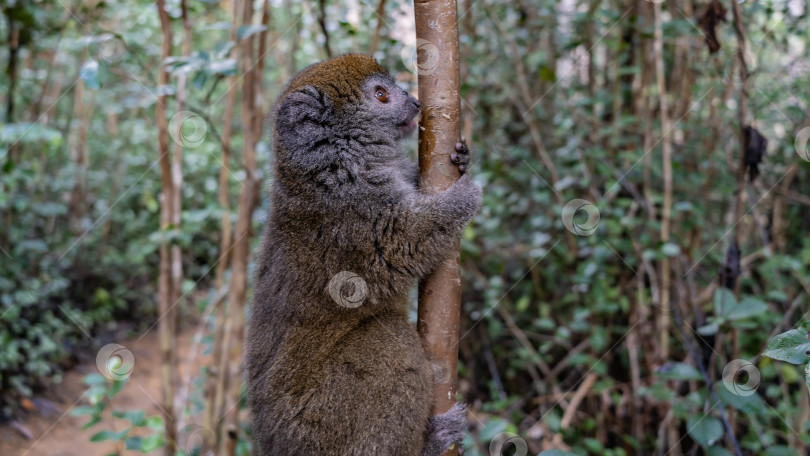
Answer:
[{"left": 0, "top": 327, "right": 204, "bottom": 456}]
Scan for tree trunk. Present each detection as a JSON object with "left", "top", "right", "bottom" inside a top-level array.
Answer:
[
  {"left": 205, "top": 0, "right": 239, "bottom": 446},
  {"left": 413, "top": 2, "right": 463, "bottom": 455},
  {"left": 652, "top": 0, "right": 673, "bottom": 360},
  {"left": 220, "top": 0, "right": 263, "bottom": 452},
  {"left": 155, "top": 1, "right": 178, "bottom": 453}
]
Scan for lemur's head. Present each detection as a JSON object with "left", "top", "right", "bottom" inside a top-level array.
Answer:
[{"left": 275, "top": 54, "right": 421, "bottom": 147}]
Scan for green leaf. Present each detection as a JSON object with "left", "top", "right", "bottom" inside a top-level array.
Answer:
[
  {"left": 236, "top": 25, "right": 267, "bottom": 40},
  {"left": 83, "top": 373, "right": 109, "bottom": 386},
  {"left": 539, "top": 65, "right": 556, "bottom": 83},
  {"left": 90, "top": 430, "right": 114, "bottom": 442},
  {"left": 697, "top": 323, "right": 719, "bottom": 336},
  {"left": 661, "top": 242, "right": 681, "bottom": 256},
  {"left": 713, "top": 288, "right": 736, "bottom": 317},
  {"left": 725, "top": 297, "right": 768, "bottom": 320},
  {"left": 515, "top": 295, "right": 530, "bottom": 313},
  {"left": 113, "top": 409, "right": 146, "bottom": 426},
  {"left": 714, "top": 383, "right": 767, "bottom": 415},
  {"left": 763, "top": 324, "right": 810, "bottom": 365},
  {"left": 657, "top": 362, "right": 703, "bottom": 381},
  {"left": 686, "top": 415, "right": 723, "bottom": 447},
  {"left": 82, "top": 415, "right": 101, "bottom": 430},
  {"left": 583, "top": 438, "right": 603, "bottom": 452},
  {"left": 145, "top": 415, "right": 164, "bottom": 431},
  {"left": 706, "top": 447, "right": 734, "bottom": 456},
  {"left": 124, "top": 435, "right": 142, "bottom": 451},
  {"left": 212, "top": 40, "right": 235, "bottom": 58},
  {"left": 86, "top": 385, "right": 108, "bottom": 405},
  {"left": 110, "top": 379, "right": 126, "bottom": 398},
  {"left": 193, "top": 70, "right": 208, "bottom": 89},
  {"left": 764, "top": 445, "right": 800, "bottom": 456},
  {"left": 70, "top": 406, "right": 97, "bottom": 417},
  {"left": 479, "top": 418, "right": 510, "bottom": 441},
  {"left": 109, "top": 427, "right": 130, "bottom": 442},
  {"left": 539, "top": 451, "right": 578, "bottom": 456},
  {"left": 140, "top": 433, "right": 164, "bottom": 452}
]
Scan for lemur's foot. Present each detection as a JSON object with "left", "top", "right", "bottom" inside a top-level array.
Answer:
[{"left": 421, "top": 403, "right": 468, "bottom": 456}]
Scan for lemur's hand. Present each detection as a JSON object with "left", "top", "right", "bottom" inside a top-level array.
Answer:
[{"left": 451, "top": 136, "right": 472, "bottom": 174}]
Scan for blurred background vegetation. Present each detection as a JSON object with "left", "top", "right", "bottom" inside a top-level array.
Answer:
[{"left": 1, "top": 0, "right": 810, "bottom": 455}]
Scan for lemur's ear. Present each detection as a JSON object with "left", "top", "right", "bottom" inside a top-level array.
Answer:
[
  {"left": 276, "top": 86, "right": 332, "bottom": 140},
  {"left": 274, "top": 86, "right": 335, "bottom": 171}
]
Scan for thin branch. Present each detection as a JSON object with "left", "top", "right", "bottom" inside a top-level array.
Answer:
[
  {"left": 317, "top": 0, "right": 331, "bottom": 58},
  {"left": 368, "top": 0, "right": 387, "bottom": 55},
  {"left": 653, "top": 0, "right": 674, "bottom": 359}
]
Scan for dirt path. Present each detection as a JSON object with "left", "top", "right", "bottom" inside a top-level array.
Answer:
[{"left": 0, "top": 327, "right": 206, "bottom": 456}]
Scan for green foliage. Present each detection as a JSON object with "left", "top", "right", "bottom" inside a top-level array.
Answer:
[
  {"left": 698, "top": 289, "right": 769, "bottom": 336},
  {"left": 0, "top": 0, "right": 226, "bottom": 418},
  {"left": 71, "top": 373, "right": 166, "bottom": 453},
  {"left": 764, "top": 321, "right": 810, "bottom": 410}
]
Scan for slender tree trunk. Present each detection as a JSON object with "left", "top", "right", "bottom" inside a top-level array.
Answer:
[
  {"left": 652, "top": 0, "right": 673, "bottom": 360},
  {"left": 638, "top": 0, "right": 657, "bottom": 222},
  {"left": 168, "top": 0, "right": 192, "bottom": 431},
  {"left": 317, "top": 0, "right": 331, "bottom": 57},
  {"left": 155, "top": 1, "right": 178, "bottom": 453},
  {"left": 67, "top": 59, "right": 94, "bottom": 228},
  {"left": 30, "top": 44, "right": 60, "bottom": 121},
  {"left": 5, "top": 16, "right": 19, "bottom": 123},
  {"left": 414, "top": 2, "right": 463, "bottom": 455},
  {"left": 253, "top": 0, "right": 271, "bottom": 142},
  {"left": 285, "top": 0, "right": 300, "bottom": 78},
  {"left": 221, "top": 0, "right": 263, "bottom": 452},
  {"left": 205, "top": 0, "right": 239, "bottom": 445},
  {"left": 368, "top": 0, "right": 388, "bottom": 55},
  {"left": 729, "top": 0, "right": 750, "bottom": 250}
]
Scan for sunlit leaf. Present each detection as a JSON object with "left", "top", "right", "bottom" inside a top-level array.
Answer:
[{"left": 763, "top": 323, "right": 810, "bottom": 365}]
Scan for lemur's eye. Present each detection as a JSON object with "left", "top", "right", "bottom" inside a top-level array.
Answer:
[{"left": 374, "top": 87, "right": 389, "bottom": 103}]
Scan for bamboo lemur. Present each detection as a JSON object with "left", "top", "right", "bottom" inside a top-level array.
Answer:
[{"left": 247, "top": 54, "right": 482, "bottom": 456}]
